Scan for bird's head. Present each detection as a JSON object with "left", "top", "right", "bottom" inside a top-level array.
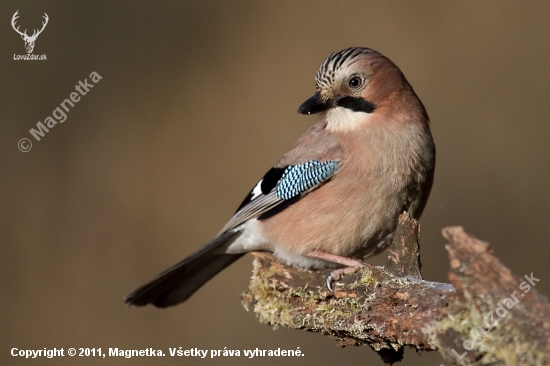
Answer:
[{"left": 298, "top": 47, "right": 426, "bottom": 130}]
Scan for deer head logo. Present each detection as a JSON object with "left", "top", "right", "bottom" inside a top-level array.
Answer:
[{"left": 11, "top": 11, "right": 49, "bottom": 54}]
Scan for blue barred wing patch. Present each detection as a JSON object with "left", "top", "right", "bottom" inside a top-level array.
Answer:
[{"left": 276, "top": 160, "right": 338, "bottom": 200}]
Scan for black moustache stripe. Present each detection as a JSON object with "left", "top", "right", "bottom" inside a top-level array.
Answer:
[{"left": 335, "top": 96, "right": 376, "bottom": 113}]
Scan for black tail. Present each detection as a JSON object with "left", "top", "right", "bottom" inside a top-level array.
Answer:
[{"left": 125, "top": 231, "right": 243, "bottom": 308}]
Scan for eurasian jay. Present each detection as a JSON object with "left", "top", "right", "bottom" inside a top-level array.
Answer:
[{"left": 126, "top": 47, "right": 435, "bottom": 308}]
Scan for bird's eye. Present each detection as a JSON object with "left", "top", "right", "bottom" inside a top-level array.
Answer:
[{"left": 348, "top": 76, "right": 363, "bottom": 88}]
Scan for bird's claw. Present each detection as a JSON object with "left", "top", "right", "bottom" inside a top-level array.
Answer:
[
  {"left": 326, "top": 274, "right": 334, "bottom": 292},
  {"left": 326, "top": 272, "right": 342, "bottom": 292},
  {"left": 325, "top": 265, "right": 364, "bottom": 292}
]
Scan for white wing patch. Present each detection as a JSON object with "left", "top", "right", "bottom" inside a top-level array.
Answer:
[{"left": 250, "top": 179, "right": 263, "bottom": 201}]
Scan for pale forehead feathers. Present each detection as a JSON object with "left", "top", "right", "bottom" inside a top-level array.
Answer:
[{"left": 315, "top": 47, "right": 374, "bottom": 90}]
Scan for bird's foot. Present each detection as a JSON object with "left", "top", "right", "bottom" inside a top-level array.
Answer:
[
  {"left": 305, "top": 250, "right": 365, "bottom": 292},
  {"left": 325, "top": 265, "right": 365, "bottom": 292}
]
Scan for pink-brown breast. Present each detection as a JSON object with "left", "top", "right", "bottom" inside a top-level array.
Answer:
[{"left": 261, "top": 113, "right": 434, "bottom": 264}]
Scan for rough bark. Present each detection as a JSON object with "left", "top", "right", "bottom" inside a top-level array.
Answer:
[{"left": 241, "top": 213, "right": 550, "bottom": 365}]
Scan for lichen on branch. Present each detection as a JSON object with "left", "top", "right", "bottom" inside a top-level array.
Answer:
[{"left": 241, "top": 213, "right": 550, "bottom": 365}]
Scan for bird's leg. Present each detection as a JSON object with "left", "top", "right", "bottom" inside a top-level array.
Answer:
[{"left": 305, "top": 250, "right": 365, "bottom": 292}]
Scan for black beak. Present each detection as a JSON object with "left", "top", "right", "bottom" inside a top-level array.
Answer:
[{"left": 297, "top": 92, "right": 332, "bottom": 115}]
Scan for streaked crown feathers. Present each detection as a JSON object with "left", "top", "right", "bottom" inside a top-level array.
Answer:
[{"left": 315, "top": 47, "right": 374, "bottom": 91}]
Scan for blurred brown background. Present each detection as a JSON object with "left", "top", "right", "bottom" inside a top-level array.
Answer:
[{"left": 2, "top": 1, "right": 550, "bottom": 365}]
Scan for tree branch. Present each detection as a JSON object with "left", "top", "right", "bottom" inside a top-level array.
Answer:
[{"left": 241, "top": 213, "right": 550, "bottom": 365}]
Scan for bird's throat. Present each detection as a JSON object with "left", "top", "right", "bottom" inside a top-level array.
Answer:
[{"left": 325, "top": 106, "right": 374, "bottom": 132}]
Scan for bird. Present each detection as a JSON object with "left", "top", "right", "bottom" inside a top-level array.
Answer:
[{"left": 125, "top": 47, "right": 435, "bottom": 308}]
